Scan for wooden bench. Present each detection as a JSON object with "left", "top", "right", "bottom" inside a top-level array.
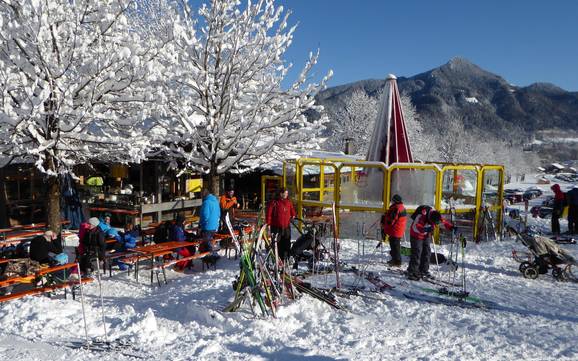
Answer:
[
  {"left": 0, "top": 263, "right": 92, "bottom": 303},
  {"left": 0, "top": 277, "right": 93, "bottom": 303}
]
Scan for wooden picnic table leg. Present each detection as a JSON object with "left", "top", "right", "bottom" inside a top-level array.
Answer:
[
  {"left": 135, "top": 257, "right": 139, "bottom": 283},
  {"left": 150, "top": 255, "right": 154, "bottom": 284}
]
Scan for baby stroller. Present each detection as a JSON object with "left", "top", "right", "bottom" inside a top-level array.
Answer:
[
  {"left": 510, "top": 227, "right": 577, "bottom": 281},
  {"left": 290, "top": 219, "right": 331, "bottom": 271}
]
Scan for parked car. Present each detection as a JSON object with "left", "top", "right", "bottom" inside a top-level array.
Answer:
[
  {"left": 542, "top": 196, "right": 554, "bottom": 207},
  {"left": 523, "top": 188, "right": 543, "bottom": 200},
  {"left": 530, "top": 205, "right": 552, "bottom": 219},
  {"left": 504, "top": 189, "right": 524, "bottom": 203}
]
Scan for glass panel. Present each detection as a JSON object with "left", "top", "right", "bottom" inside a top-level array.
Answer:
[
  {"left": 302, "top": 164, "right": 321, "bottom": 189},
  {"left": 338, "top": 210, "right": 382, "bottom": 240},
  {"left": 303, "top": 190, "right": 321, "bottom": 201},
  {"left": 439, "top": 210, "right": 475, "bottom": 244},
  {"left": 339, "top": 166, "right": 384, "bottom": 209},
  {"left": 441, "top": 169, "right": 478, "bottom": 209},
  {"left": 390, "top": 168, "right": 437, "bottom": 208},
  {"left": 482, "top": 170, "right": 501, "bottom": 207}
]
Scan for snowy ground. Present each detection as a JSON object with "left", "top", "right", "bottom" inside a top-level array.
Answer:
[{"left": 1, "top": 174, "right": 577, "bottom": 361}]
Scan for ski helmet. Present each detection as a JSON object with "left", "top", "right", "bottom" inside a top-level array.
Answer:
[{"left": 392, "top": 194, "right": 403, "bottom": 204}]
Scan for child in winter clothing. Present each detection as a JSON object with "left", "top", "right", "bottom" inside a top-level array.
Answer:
[
  {"left": 407, "top": 206, "right": 453, "bottom": 280},
  {"left": 382, "top": 194, "right": 407, "bottom": 267}
]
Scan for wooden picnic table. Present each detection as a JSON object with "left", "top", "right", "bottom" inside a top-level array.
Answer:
[
  {"left": 122, "top": 241, "right": 198, "bottom": 284},
  {"left": 0, "top": 220, "right": 70, "bottom": 234},
  {"left": 89, "top": 207, "right": 140, "bottom": 215}
]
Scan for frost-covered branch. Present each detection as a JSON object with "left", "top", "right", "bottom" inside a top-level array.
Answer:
[{"left": 161, "top": 0, "right": 331, "bottom": 190}]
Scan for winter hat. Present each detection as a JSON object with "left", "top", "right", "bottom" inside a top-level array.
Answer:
[
  {"left": 88, "top": 217, "right": 100, "bottom": 227},
  {"left": 392, "top": 194, "right": 403, "bottom": 204},
  {"left": 551, "top": 184, "right": 562, "bottom": 192}
]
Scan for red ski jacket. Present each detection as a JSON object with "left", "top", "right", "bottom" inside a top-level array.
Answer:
[
  {"left": 383, "top": 203, "right": 407, "bottom": 238},
  {"left": 266, "top": 198, "right": 296, "bottom": 228},
  {"left": 410, "top": 208, "right": 452, "bottom": 241}
]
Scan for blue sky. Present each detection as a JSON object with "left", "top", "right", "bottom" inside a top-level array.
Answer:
[{"left": 276, "top": 0, "right": 578, "bottom": 91}]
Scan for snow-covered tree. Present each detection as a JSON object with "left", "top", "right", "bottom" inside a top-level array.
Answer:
[
  {"left": 0, "top": 1, "right": 166, "bottom": 232},
  {"left": 163, "top": 0, "right": 332, "bottom": 193},
  {"left": 435, "top": 116, "right": 480, "bottom": 163},
  {"left": 400, "top": 93, "right": 438, "bottom": 161},
  {"left": 325, "top": 89, "right": 378, "bottom": 155}
]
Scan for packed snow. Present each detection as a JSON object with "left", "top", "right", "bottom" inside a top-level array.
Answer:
[{"left": 1, "top": 174, "right": 577, "bottom": 360}]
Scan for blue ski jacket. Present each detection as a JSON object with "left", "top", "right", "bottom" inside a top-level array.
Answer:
[{"left": 200, "top": 194, "right": 221, "bottom": 232}]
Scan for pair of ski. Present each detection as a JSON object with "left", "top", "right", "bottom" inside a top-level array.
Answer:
[
  {"left": 351, "top": 267, "right": 394, "bottom": 292},
  {"left": 57, "top": 339, "right": 146, "bottom": 359},
  {"left": 386, "top": 267, "right": 460, "bottom": 288},
  {"left": 404, "top": 288, "right": 499, "bottom": 310}
]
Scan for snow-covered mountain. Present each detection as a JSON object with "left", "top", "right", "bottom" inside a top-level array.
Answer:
[{"left": 317, "top": 57, "right": 578, "bottom": 160}]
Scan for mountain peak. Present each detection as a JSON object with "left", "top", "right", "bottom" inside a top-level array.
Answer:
[
  {"left": 525, "top": 82, "right": 566, "bottom": 94},
  {"left": 441, "top": 57, "right": 485, "bottom": 73}
]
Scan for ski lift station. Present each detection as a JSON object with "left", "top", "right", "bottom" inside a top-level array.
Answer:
[{"left": 263, "top": 75, "right": 505, "bottom": 243}]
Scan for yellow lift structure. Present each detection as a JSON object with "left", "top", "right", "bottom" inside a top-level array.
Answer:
[{"left": 262, "top": 157, "right": 504, "bottom": 242}]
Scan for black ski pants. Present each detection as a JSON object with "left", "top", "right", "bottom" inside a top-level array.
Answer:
[
  {"left": 271, "top": 226, "right": 291, "bottom": 261},
  {"left": 551, "top": 206, "right": 562, "bottom": 235},
  {"left": 407, "top": 236, "right": 430, "bottom": 276},
  {"left": 569, "top": 205, "right": 578, "bottom": 234},
  {"left": 388, "top": 237, "right": 402, "bottom": 263}
]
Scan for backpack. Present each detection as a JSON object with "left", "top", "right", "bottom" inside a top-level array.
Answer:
[{"left": 411, "top": 205, "right": 432, "bottom": 221}]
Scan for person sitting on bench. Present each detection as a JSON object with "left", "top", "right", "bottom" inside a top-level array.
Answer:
[
  {"left": 29, "top": 231, "right": 68, "bottom": 266},
  {"left": 80, "top": 218, "right": 106, "bottom": 274}
]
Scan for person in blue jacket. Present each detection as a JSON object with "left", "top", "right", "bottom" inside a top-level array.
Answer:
[{"left": 200, "top": 188, "right": 221, "bottom": 255}]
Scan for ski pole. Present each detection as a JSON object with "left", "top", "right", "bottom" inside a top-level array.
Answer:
[
  {"left": 430, "top": 233, "right": 441, "bottom": 279},
  {"left": 461, "top": 235, "right": 467, "bottom": 295},
  {"left": 76, "top": 262, "right": 90, "bottom": 349},
  {"left": 94, "top": 252, "right": 108, "bottom": 344},
  {"left": 446, "top": 205, "right": 456, "bottom": 285}
]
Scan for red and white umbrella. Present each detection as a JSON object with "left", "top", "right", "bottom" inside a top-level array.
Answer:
[{"left": 366, "top": 74, "right": 413, "bottom": 164}]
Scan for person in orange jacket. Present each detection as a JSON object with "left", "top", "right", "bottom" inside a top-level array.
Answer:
[
  {"left": 382, "top": 194, "right": 407, "bottom": 267},
  {"left": 219, "top": 188, "right": 239, "bottom": 231}
]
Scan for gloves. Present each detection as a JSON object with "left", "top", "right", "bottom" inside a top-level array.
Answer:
[{"left": 423, "top": 225, "right": 433, "bottom": 234}]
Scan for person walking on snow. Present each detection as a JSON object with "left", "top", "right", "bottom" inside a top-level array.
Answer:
[
  {"left": 550, "top": 184, "right": 566, "bottom": 236},
  {"left": 382, "top": 194, "right": 407, "bottom": 267},
  {"left": 266, "top": 188, "right": 296, "bottom": 263},
  {"left": 566, "top": 185, "right": 578, "bottom": 234},
  {"left": 200, "top": 188, "right": 221, "bottom": 256},
  {"left": 407, "top": 206, "right": 453, "bottom": 281}
]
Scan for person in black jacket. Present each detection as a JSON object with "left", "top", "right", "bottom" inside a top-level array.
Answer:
[
  {"left": 29, "top": 231, "right": 67, "bottom": 265},
  {"left": 80, "top": 217, "right": 106, "bottom": 274},
  {"left": 567, "top": 186, "right": 578, "bottom": 234}
]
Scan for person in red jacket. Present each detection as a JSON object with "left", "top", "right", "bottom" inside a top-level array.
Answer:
[
  {"left": 383, "top": 194, "right": 407, "bottom": 267},
  {"left": 266, "top": 188, "right": 296, "bottom": 262},
  {"left": 407, "top": 206, "right": 453, "bottom": 280}
]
